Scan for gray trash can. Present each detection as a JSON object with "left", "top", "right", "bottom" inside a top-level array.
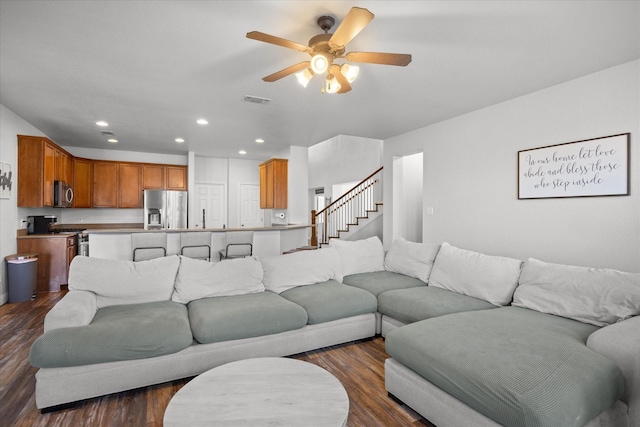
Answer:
[{"left": 5, "top": 253, "right": 38, "bottom": 303}]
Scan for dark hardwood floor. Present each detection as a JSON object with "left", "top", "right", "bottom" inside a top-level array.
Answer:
[{"left": 0, "top": 290, "right": 435, "bottom": 427}]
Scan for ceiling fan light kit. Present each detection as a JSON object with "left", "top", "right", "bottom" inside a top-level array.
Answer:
[{"left": 246, "top": 7, "right": 411, "bottom": 94}]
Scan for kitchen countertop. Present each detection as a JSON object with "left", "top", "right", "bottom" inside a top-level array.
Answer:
[
  {"left": 85, "top": 224, "right": 312, "bottom": 234},
  {"left": 17, "top": 232, "right": 78, "bottom": 239}
]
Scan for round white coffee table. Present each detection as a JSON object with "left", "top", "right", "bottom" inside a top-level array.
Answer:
[{"left": 163, "top": 357, "right": 349, "bottom": 426}]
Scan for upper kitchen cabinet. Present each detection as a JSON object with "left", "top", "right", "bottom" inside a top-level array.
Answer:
[
  {"left": 259, "top": 158, "right": 287, "bottom": 209},
  {"left": 17, "top": 135, "right": 72, "bottom": 207},
  {"left": 93, "top": 161, "right": 143, "bottom": 208},
  {"left": 92, "top": 161, "right": 118, "bottom": 208},
  {"left": 72, "top": 158, "right": 93, "bottom": 208},
  {"left": 142, "top": 164, "right": 187, "bottom": 191},
  {"left": 118, "top": 162, "right": 142, "bottom": 208},
  {"left": 142, "top": 164, "right": 165, "bottom": 189},
  {"left": 166, "top": 165, "right": 187, "bottom": 191}
]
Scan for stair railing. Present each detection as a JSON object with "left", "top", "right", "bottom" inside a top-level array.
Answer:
[{"left": 311, "top": 166, "right": 383, "bottom": 246}]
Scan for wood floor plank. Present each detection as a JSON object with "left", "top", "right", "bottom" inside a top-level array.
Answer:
[{"left": 0, "top": 290, "right": 436, "bottom": 426}]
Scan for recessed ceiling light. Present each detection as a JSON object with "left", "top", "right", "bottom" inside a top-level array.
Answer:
[
  {"left": 175, "top": 138, "right": 185, "bottom": 143},
  {"left": 238, "top": 150, "right": 247, "bottom": 155},
  {"left": 196, "top": 119, "right": 208, "bottom": 125},
  {"left": 96, "top": 121, "right": 109, "bottom": 127},
  {"left": 255, "top": 138, "right": 264, "bottom": 144},
  {"left": 107, "top": 139, "right": 118, "bottom": 143}
]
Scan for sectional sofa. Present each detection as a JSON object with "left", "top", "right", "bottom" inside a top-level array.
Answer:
[{"left": 30, "top": 237, "right": 639, "bottom": 427}]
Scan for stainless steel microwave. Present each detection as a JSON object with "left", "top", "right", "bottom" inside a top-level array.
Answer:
[{"left": 54, "top": 180, "right": 73, "bottom": 207}]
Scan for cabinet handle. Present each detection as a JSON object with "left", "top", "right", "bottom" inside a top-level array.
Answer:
[{"left": 66, "top": 187, "right": 74, "bottom": 204}]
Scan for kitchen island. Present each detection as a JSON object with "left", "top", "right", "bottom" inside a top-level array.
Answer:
[{"left": 86, "top": 224, "right": 312, "bottom": 261}]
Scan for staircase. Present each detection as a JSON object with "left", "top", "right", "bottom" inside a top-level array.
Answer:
[{"left": 311, "top": 167, "right": 383, "bottom": 247}]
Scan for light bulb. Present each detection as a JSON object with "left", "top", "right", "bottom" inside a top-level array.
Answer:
[
  {"left": 341, "top": 64, "right": 359, "bottom": 83},
  {"left": 295, "top": 68, "right": 314, "bottom": 88},
  {"left": 311, "top": 54, "right": 329, "bottom": 74}
]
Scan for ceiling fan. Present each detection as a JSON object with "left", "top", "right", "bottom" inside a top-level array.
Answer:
[{"left": 246, "top": 7, "right": 412, "bottom": 94}]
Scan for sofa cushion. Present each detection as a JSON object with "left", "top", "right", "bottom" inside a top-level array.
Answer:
[
  {"left": 513, "top": 258, "right": 640, "bottom": 327},
  {"left": 30, "top": 301, "right": 192, "bottom": 368},
  {"left": 68, "top": 255, "right": 180, "bottom": 308},
  {"left": 342, "top": 271, "right": 426, "bottom": 297},
  {"left": 329, "top": 236, "right": 385, "bottom": 276},
  {"left": 188, "top": 291, "right": 308, "bottom": 344},
  {"left": 386, "top": 307, "right": 624, "bottom": 427},
  {"left": 384, "top": 238, "right": 440, "bottom": 283},
  {"left": 429, "top": 243, "right": 522, "bottom": 306},
  {"left": 378, "top": 286, "right": 496, "bottom": 324},
  {"left": 260, "top": 247, "right": 343, "bottom": 294},
  {"left": 279, "top": 280, "right": 378, "bottom": 324},
  {"left": 172, "top": 256, "right": 264, "bottom": 304}
]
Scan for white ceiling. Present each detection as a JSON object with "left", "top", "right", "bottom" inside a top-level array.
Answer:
[{"left": 1, "top": 1, "right": 638, "bottom": 161}]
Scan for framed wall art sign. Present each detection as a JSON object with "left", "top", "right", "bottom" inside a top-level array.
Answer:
[
  {"left": 518, "top": 133, "right": 630, "bottom": 199},
  {"left": 0, "top": 162, "right": 12, "bottom": 199}
]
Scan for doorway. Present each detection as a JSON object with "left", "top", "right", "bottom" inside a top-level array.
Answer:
[
  {"left": 392, "top": 152, "right": 424, "bottom": 242},
  {"left": 194, "top": 183, "right": 226, "bottom": 229}
]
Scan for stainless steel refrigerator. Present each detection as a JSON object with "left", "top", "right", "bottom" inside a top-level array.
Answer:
[{"left": 144, "top": 190, "right": 188, "bottom": 229}]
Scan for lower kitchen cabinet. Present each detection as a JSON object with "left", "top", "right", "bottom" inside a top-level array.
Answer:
[{"left": 17, "top": 234, "right": 77, "bottom": 293}]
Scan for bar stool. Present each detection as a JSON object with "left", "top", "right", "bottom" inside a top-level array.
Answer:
[
  {"left": 132, "top": 233, "right": 167, "bottom": 261},
  {"left": 219, "top": 231, "right": 253, "bottom": 260},
  {"left": 180, "top": 232, "right": 212, "bottom": 261}
]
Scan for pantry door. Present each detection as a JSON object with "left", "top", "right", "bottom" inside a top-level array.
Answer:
[
  {"left": 194, "top": 183, "right": 226, "bottom": 229},
  {"left": 239, "top": 184, "right": 263, "bottom": 228}
]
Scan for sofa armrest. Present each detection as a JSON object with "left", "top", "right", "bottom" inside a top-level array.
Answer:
[
  {"left": 587, "top": 315, "right": 640, "bottom": 419},
  {"left": 44, "top": 290, "right": 98, "bottom": 332}
]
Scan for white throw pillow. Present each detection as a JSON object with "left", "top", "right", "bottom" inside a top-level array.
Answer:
[
  {"left": 329, "top": 236, "right": 384, "bottom": 276},
  {"left": 513, "top": 258, "right": 640, "bottom": 327},
  {"left": 172, "top": 256, "right": 265, "bottom": 304},
  {"left": 429, "top": 243, "right": 523, "bottom": 306},
  {"left": 68, "top": 255, "right": 180, "bottom": 308},
  {"left": 261, "top": 247, "right": 343, "bottom": 294},
  {"left": 384, "top": 238, "right": 440, "bottom": 283}
]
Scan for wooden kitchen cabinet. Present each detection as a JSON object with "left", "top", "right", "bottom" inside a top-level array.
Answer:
[
  {"left": 17, "top": 136, "right": 56, "bottom": 207},
  {"left": 92, "top": 161, "right": 118, "bottom": 207},
  {"left": 143, "top": 164, "right": 187, "bottom": 190},
  {"left": 166, "top": 165, "right": 187, "bottom": 191},
  {"left": 17, "top": 234, "right": 76, "bottom": 293},
  {"left": 142, "top": 164, "right": 165, "bottom": 189},
  {"left": 118, "top": 162, "right": 142, "bottom": 208},
  {"left": 72, "top": 158, "right": 93, "bottom": 208},
  {"left": 259, "top": 158, "right": 287, "bottom": 209}
]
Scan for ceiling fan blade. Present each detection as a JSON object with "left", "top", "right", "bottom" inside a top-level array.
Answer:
[
  {"left": 329, "top": 7, "right": 374, "bottom": 49},
  {"left": 262, "top": 61, "right": 311, "bottom": 82},
  {"left": 345, "top": 52, "right": 412, "bottom": 66},
  {"left": 246, "top": 31, "right": 311, "bottom": 53},
  {"left": 329, "top": 64, "right": 352, "bottom": 94}
]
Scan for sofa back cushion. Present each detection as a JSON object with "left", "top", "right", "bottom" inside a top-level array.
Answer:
[
  {"left": 329, "top": 236, "right": 384, "bottom": 276},
  {"left": 384, "top": 238, "right": 440, "bottom": 283},
  {"left": 429, "top": 243, "right": 523, "bottom": 306},
  {"left": 172, "top": 256, "right": 265, "bottom": 304},
  {"left": 513, "top": 258, "right": 640, "bottom": 327},
  {"left": 261, "top": 247, "right": 343, "bottom": 294},
  {"left": 68, "top": 255, "right": 180, "bottom": 308}
]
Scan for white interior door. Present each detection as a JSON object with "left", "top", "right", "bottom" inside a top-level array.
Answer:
[
  {"left": 239, "top": 184, "right": 262, "bottom": 227},
  {"left": 194, "top": 183, "right": 225, "bottom": 229}
]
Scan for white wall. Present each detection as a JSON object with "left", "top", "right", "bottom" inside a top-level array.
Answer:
[
  {"left": 308, "top": 135, "right": 383, "bottom": 200},
  {"left": 384, "top": 60, "right": 640, "bottom": 272},
  {"left": 0, "top": 104, "right": 47, "bottom": 304}
]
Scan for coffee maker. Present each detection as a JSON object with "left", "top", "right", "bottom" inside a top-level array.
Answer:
[{"left": 26, "top": 215, "right": 57, "bottom": 234}]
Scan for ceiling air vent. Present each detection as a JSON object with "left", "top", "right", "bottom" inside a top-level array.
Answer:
[
  {"left": 243, "top": 95, "right": 272, "bottom": 105},
  {"left": 99, "top": 130, "right": 115, "bottom": 137}
]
